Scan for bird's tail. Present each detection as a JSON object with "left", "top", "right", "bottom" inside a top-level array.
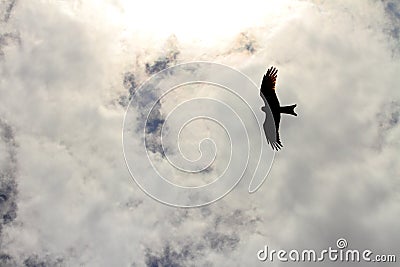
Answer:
[{"left": 280, "top": 104, "right": 297, "bottom": 116}]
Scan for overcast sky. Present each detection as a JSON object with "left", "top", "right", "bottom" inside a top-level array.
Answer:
[{"left": 1, "top": 0, "right": 400, "bottom": 266}]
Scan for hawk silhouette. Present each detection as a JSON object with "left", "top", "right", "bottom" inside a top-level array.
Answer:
[{"left": 260, "top": 66, "right": 297, "bottom": 150}]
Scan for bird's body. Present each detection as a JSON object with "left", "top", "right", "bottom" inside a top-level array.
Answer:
[{"left": 260, "top": 66, "right": 297, "bottom": 150}]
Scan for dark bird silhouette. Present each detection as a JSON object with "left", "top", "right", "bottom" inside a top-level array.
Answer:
[{"left": 260, "top": 66, "right": 297, "bottom": 150}]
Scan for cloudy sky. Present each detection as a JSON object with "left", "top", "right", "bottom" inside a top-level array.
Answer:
[{"left": 1, "top": 0, "right": 400, "bottom": 266}]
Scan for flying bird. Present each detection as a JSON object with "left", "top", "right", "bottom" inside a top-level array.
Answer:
[{"left": 260, "top": 66, "right": 297, "bottom": 150}]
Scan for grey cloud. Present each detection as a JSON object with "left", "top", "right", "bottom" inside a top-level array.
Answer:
[
  {"left": 23, "top": 254, "right": 64, "bottom": 267},
  {"left": 145, "top": 58, "right": 173, "bottom": 75},
  {"left": 137, "top": 203, "right": 264, "bottom": 266},
  {"left": 375, "top": 100, "right": 400, "bottom": 148},
  {"left": 204, "top": 231, "right": 240, "bottom": 252},
  {"left": 118, "top": 71, "right": 137, "bottom": 108},
  {"left": 0, "top": 0, "right": 19, "bottom": 58},
  {"left": 382, "top": 0, "right": 400, "bottom": 55},
  {"left": 0, "top": 119, "right": 18, "bottom": 266},
  {"left": 0, "top": 0, "right": 16, "bottom": 23},
  {"left": 130, "top": 86, "right": 166, "bottom": 155},
  {"left": 120, "top": 35, "right": 181, "bottom": 154},
  {"left": 233, "top": 32, "right": 257, "bottom": 54},
  {"left": 0, "top": 32, "right": 20, "bottom": 58},
  {"left": 144, "top": 243, "right": 197, "bottom": 267},
  {"left": 1, "top": 0, "right": 400, "bottom": 266},
  {"left": 377, "top": 100, "right": 400, "bottom": 133},
  {"left": 0, "top": 253, "right": 16, "bottom": 267},
  {"left": 0, "top": 118, "right": 18, "bottom": 229},
  {"left": 123, "top": 71, "right": 137, "bottom": 99},
  {"left": 145, "top": 35, "right": 180, "bottom": 75},
  {"left": 385, "top": 1, "right": 400, "bottom": 19},
  {"left": 378, "top": 100, "right": 400, "bottom": 130}
]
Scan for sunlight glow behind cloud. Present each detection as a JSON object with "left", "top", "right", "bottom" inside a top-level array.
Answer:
[{"left": 58, "top": 0, "right": 308, "bottom": 46}]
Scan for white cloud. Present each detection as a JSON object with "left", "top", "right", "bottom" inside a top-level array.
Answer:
[{"left": 0, "top": 0, "right": 399, "bottom": 266}]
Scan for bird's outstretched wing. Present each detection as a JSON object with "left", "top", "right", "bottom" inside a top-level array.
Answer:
[
  {"left": 261, "top": 102, "right": 283, "bottom": 151},
  {"left": 260, "top": 66, "right": 278, "bottom": 95}
]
